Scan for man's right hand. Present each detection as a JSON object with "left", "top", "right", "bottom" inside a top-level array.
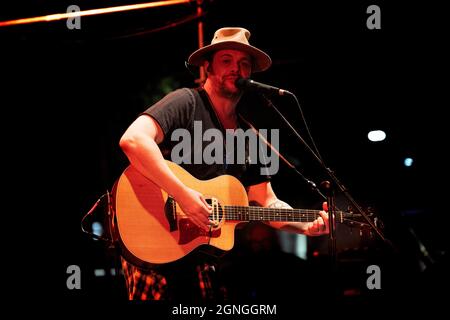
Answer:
[{"left": 174, "top": 187, "right": 212, "bottom": 231}]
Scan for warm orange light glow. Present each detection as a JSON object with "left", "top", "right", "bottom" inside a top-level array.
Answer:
[{"left": 0, "top": 0, "right": 192, "bottom": 27}]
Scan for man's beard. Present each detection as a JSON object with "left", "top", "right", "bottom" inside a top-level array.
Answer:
[{"left": 219, "top": 78, "right": 240, "bottom": 99}]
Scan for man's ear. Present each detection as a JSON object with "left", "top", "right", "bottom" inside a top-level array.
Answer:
[{"left": 204, "top": 61, "right": 211, "bottom": 74}]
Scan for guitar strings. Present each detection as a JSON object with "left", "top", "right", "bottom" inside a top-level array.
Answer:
[{"left": 171, "top": 200, "right": 363, "bottom": 225}]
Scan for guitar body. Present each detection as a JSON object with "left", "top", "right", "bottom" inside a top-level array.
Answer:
[{"left": 114, "top": 161, "right": 249, "bottom": 265}]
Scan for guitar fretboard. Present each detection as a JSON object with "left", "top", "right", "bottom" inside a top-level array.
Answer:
[{"left": 220, "top": 206, "right": 343, "bottom": 222}]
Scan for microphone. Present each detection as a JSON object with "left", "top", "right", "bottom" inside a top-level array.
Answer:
[{"left": 235, "top": 78, "right": 293, "bottom": 96}]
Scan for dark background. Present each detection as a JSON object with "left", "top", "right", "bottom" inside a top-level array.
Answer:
[{"left": 1, "top": 0, "right": 448, "bottom": 312}]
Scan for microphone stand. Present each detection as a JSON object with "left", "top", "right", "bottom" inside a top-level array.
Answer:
[
  {"left": 257, "top": 93, "right": 392, "bottom": 272},
  {"left": 320, "top": 181, "right": 337, "bottom": 268}
]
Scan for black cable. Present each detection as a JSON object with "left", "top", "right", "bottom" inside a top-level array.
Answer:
[
  {"left": 290, "top": 93, "right": 325, "bottom": 163},
  {"left": 80, "top": 192, "right": 114, "bottom": 243}
]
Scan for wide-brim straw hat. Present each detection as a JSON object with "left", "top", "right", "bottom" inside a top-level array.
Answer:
[{"left": 188, "top": 27, "right": 272, "bottom": 73}]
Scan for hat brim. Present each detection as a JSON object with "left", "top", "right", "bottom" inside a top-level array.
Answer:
[{"left": 188, "top": 41, "right": 272, "bottom": 73}]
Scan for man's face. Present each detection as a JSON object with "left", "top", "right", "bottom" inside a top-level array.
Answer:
[{"left": 206, "top": 49, "right": 252, "bottom": 97}]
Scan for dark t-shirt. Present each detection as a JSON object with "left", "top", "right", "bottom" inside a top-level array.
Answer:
[{"left": 143, "top": 87, "right": 270, "bottom": 187}]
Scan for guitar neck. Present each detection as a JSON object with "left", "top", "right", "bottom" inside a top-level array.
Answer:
[{"left": 222, "top": 206, "right": 342, "bottom": 222}]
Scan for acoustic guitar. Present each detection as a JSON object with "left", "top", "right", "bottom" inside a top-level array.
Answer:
[{"left": 114, "top": 160, "right": 362, "bottom": 265}]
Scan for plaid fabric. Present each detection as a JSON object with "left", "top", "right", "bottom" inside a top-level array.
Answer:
[
  {"left": 121, "top": 257, "right": 168, "bottom": 300},
  {"left": 196, "top": 263, "right": 215, "bottom": 300},
  {"left": 121, "top": 257, "right": 216, "bottom": 300}
]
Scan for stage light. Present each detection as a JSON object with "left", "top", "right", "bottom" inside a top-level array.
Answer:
[
  {"left": 94, "top": 269, "right": 106, "bottom": 277},
  {"left": 404, "top": 157, "right": 413, "bottom": 167},
  {"left": 92, "top": 221, "right": 104, "bottom": 238},
  {"left": 367, "top": 130, "right": 386, "bottom": 142}
]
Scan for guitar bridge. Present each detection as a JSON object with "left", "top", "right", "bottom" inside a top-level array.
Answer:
[{"left": 164, "top": 196, "right": 178, "bottom": 232}]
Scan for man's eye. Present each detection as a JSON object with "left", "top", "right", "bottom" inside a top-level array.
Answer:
[{"left": 241, "top": 62, "right": 252, "bottom": 70}]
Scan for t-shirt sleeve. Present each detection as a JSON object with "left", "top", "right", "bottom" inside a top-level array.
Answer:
[{"left": 141, "top": 88, "right": 195, "bottom": 140}]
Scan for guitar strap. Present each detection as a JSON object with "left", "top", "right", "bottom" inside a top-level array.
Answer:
[
  {"left": 194, "top": 88, "right": 230, "bottom": 172},
  {"left": 194, "top": 87, "right": 252, "bottom": 173},
  {"left": 194, "top": 87, "right": 226, "bottom": 133}
]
